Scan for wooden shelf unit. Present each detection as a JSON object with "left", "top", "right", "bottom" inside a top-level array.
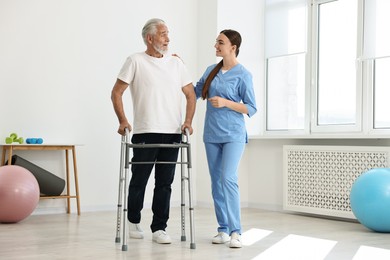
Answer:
[{"left": 1, "top": 144, "right": 81, "bottom": 215}]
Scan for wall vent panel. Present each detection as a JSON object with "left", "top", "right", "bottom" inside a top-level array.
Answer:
[{"left": 283, "top": 145, "right": 390, "bottom": 219}]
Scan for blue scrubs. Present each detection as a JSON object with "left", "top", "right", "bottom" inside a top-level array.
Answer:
[{"left": 195, "top": 63, "right": 257, "bottom": 235}]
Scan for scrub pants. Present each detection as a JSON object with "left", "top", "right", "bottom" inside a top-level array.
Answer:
[
  {"left": 128, "top": 133, "right": 181, "bottom": 232},
  {"left": 205, "top": 142, "right": 245, "bottom": 235}
]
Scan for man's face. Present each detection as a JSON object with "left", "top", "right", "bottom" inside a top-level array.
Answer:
[{"left": 152, "top": 24, "right": 170, "bottom": 55}]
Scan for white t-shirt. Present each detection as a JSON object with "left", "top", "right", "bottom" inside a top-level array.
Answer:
[{"left": 118, "top": 52, "right": 192, "bottom": 134}]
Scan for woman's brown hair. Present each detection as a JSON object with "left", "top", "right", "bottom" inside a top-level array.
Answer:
[{"left": 201, "top": 29, "right": 242, "bottom": 100}]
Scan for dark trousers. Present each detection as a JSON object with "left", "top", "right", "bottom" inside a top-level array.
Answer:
[{"left": 127, "top": 133, "right": 181, "bottom": 232}]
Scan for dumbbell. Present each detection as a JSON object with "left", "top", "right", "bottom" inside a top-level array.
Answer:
[
  {"left": 26, "top": 138, "right": 44, "bottom": 144},
  {"left": 5, "top": 133, "right": 24, "bottom": 144}
]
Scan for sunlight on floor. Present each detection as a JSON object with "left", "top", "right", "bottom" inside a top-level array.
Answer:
[
  {"left": 241, "top": 228, "right": 273, "bottom": 246},
  {"left": 251, "top": 234, "right": 337, "bottom": 260},
  {"left": 352, "top": 245, "right": 390, "bottom": 260},
  {"left": 240, "top": 227, "right": 390, "bottom": 260}
]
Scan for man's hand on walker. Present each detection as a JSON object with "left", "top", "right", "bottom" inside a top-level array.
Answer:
[
  {"left": 118, "top": 123, "right": 132, "bottom": 136},
  {"left": 181, "top": 124, "right": 193, "bottom": 135}
]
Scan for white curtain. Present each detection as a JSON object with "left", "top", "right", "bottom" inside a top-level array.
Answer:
[
  {"left": 265, "top": 0, "right": 307, "bottom": 58},
  {"left": 363, "top": 0, "right": 390, "bottom": 59}
]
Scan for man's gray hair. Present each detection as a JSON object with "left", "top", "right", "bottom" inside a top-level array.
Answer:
[{"left": 142, "top": 18, "right": 166, "bottom": 45}]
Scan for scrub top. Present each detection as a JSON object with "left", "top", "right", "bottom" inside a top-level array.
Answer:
[{"left": 195, "top": 63, "right": 257, "bottom": 143}]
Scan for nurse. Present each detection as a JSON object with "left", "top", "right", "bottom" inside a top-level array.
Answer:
[{"left": 194, "top": 29, "right": 257, "bottom": 248}]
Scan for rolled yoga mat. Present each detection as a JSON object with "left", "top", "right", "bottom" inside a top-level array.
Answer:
[{"left": 9, "top": 155, "right": 66, "bottom": 196}]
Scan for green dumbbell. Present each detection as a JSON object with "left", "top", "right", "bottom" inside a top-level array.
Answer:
[{"left": 5, "top": 133, "right": 24, "bottom": 144}]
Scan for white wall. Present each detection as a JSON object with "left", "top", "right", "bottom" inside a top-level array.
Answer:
[{"left": 0, "top": 0, "right": 198, "bottom": 213}]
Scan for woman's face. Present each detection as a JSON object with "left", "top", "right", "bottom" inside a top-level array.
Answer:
[{"left": 214, "top": 33, "right": 235, "bottom": 58}]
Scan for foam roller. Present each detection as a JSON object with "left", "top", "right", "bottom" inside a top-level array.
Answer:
[{"left": 9, "top": 155, "right": 65, "bottom": 196}]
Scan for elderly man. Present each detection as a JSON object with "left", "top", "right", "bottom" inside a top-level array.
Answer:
[{"left": 111, "top": 18, "right": 195, "bottom": 244}]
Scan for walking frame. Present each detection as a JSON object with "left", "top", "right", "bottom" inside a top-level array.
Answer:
[{"left": 115, "top": 128, "right": 196, "bottom": 250}]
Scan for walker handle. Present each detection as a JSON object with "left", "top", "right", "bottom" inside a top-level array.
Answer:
[
  {"left": 183, "top": 128, "right": 191, "bottom": 144},
  {"left": 124, "top": 127, "right": 131, "bottom": 143}
]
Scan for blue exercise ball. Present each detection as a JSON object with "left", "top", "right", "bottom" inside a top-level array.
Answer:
[{"left": 350, "top": 168, "right": 390, "bottom": 232}]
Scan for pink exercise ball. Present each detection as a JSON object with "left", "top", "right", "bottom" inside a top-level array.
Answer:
[{"left": 0, "top": 165, "right": 40, "bottom": 223}]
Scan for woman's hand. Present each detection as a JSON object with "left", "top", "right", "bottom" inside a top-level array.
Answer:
[
  {"left": 208, "top": 96, "right": 249, "bottom": 114},
  {"left": 208, "top": 96, "right": 226, "bottom": 108}
]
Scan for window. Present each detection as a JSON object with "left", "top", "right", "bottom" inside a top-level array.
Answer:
[
  {"left": 266, "top": 53, "right": 305, "bottom": 130},
  {"left": 265, "top": 0, "right": 307, "bottom": 132},
  {"left": 264, "top": 0, "right": 390, "bottom": 136},
  {"left": 364, "top": 0, "right": 390, "bottom": 130},
  {"left": 315, "top": 0, "right": 358, "bottom": 127},
  {"left": 374, "top": 58, "right": 390, "bottom": 128}
]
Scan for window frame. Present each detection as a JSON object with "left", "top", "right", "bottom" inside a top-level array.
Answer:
[
  {"left": 261, "top": 0, "right": 390, "bottom": 138},
  {"left": 310, "top": 0, "right": 364, "bottom": 134}
]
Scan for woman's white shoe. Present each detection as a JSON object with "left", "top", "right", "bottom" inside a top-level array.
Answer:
[
  {"left": 212, "top": 232, "right": 230, "bottom": 244},
  {"left": 229, "top": 232, "right": 242, "bottom": 248}
]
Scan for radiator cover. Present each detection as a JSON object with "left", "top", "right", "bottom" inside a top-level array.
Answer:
[{"left": 283, "top": 145, "right": 390, "bottom": 219}]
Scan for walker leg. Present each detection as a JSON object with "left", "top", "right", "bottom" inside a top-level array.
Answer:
[
  {"left": 115, "top": 136, "right": 126, "bottom": 243},
  {"left": 186, "top": 143, "right": 196, "bottom": 249},
  {"left": 188, "top": 172, "right": 196, "bottom": 249},
  {"left": 180, "top": 147, "right": 186, "bottom": 241},
  {"left": 122, "top": 142, "right": 130, "bottom": 251}
]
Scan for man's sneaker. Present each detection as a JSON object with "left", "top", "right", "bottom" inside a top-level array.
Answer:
[
  {"left": 129, "top": 223, "right": 144, "bottom": 239},
  {"left": 152, "top": 230, "right": 172, "bottom": 244},
  {"left": 229, "top": 232, "right": 242, "bottom": 248},
  {"left": 212, "top": 232, "right": 230, "bottom": 244}
]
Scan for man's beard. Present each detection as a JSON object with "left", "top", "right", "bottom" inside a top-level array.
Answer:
[{"left": 153, "top": 44, "right": 168, "bottom": 55}]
